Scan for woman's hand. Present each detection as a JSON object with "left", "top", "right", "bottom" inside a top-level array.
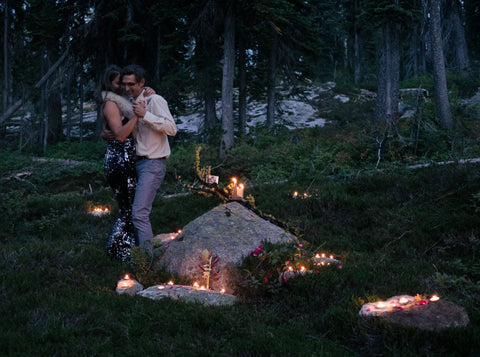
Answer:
[
  {"left": 144, "top": 86, "right": 156, "bottom": 97},
  {"left": 133, "top": 100, "right": 147, "bottom": 117}
]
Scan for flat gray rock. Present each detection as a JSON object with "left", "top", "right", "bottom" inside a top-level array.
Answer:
[{"left": 138, "top": 284, "right": 238, "bottom": 306}]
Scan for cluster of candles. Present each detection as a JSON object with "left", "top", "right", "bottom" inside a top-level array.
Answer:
[
  {"left": 372, "top": 295, "right": 440, "bottom": 311},
  {"left": 292, "top": 191, "right": 312, "bottom": 199},
  {"left": 285, "top": 252, "right": 340, "bottom": 274},
  {"left": 168, "top": 230, "right": 182, "bottom": 240},
  {"left": 155, "top": 280, "right": 225, "bottom": 294},
  {"left": 359, "top": 294, "right": 441, "bottom": 316},
  {"left": 231, "top": 178, "right": 245, "bottom": 199},
  {"left": 118, "top": 275, "right": 226, "bottom": 294},
  {"left": 89, "top": 206, "right": 110, "bottom": 216}
]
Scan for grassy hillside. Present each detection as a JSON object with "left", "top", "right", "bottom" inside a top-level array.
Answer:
[{"left": 1, "top": 121, "right": 480, "bottom": 355}]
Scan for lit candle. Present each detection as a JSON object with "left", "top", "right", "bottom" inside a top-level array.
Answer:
[
  {"left": 398, "top": 297, "right": 409, "bottom": 305},
  {"left": 293, "top": 191, "right": 298, "bottom": 198},
  {"left": 315, "top": 253, "right": 320, "bottom": 258},
  {"left": 375, "top": 302, "right": 387, "bottom": 310},
  {"left": 430, "top": 295, "right": 440, "bottom": 301},
  {"left": 167, "top": 281, "right": 174, "bottom": 285},
  {"left": 220, "top": 288, "right": 225, "bottom": 294},
  {"left": 231, "top": 178, "right": 237, "bottom": 196},
  {"left": 236, "top": 184, "right": 244, "bottom": 198}
]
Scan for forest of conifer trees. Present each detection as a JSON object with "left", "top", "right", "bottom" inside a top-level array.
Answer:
[{"left": 1, "top": 0, "right": 479, "bottom": 154}]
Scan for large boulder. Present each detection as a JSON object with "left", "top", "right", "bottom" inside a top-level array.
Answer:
[{"left": 154, "top": 202, "right": 297, "bottom": 294}]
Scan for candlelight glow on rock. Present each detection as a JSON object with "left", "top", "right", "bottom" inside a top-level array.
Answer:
[
  {"left": 116, "top": 274, "right": 143, "bottom": 295},
  {"left": 359, "top": 294, "right": 441, "bottom": 316}
]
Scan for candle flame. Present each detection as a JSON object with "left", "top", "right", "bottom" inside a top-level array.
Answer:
[
  {"left": 315, "top": 253, "right": 320, "bottom": 258},
  {"left": 430, "top": 295, "right": 440, "bottom": 301},
  {"left": 167, "top": 281, "right": 174, "bottom": 285},
  {"left": 239, "top": 183, "right": 244, "bottom": 189},
  {"left": 124, "top": 274, "right": 130, "bottom": 280},
  {"left": 329, "top": 255, "right": 333, "bottom": 259},
  {"left": 220, "top": 288, "right": 225, "bottom": 294},
  {"left": 377, "top": 302, "right": 385, "bottom": 308},
  {"left": 321, "top": 253, "right": 325, "bottom": 258},
  {"left": 398, "top": 297, "right": 408, "bottom": 304},
  {"left": 232, "top": 177, "right": 237, "bottom": 184},
  {"left": 193, "top": 282, "right": 199, "bottom": 288}
]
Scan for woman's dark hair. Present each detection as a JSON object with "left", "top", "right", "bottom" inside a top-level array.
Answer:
[{"left": 94, "top": 65, "right": 122, "bottom": 105}]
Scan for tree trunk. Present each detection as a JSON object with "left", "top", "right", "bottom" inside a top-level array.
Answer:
[
  {"left": 66, "top": 70, "right": 72, "bottom": 142},
  {"left": 220, "top": 2, "right": 235, "bottom": 158},
  {"left": 353, "top": 0, "right": 361, "bottom": 85},
  {"left": 238, "top": 39, "right": 247, "bottom": 136},
  {"left": 3, "top": 0, "right": 8, "bottom": 115},
  {"left": 429, "top": 0, "right": 453, "bottom": 129},
  {"left": 204, "top": 92, "right": 217, "bottom": 132},
  {"left": 375, "top": 20, "right": 400, "bottom": 131},
  {"left": 79, "top": 72, "right": 84, "bottom": 142},
  {"left": 266, "top": 32, "right": 278, "bottom": 129},
  {"left": 451, "top": 2, "right": 470, "bottom": 75},
  {"left": 45, "top": 48, "right": 63, "bottom": 143}
]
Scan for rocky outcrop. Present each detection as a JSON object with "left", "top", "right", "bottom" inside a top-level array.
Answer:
[{"left": 154, "top": 202, "right": 297, "bottom": 294}]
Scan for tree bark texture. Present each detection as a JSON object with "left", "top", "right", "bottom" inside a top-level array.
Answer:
[
  {"left": 266, "top": 32, "right": 278, "bottom": 129},
  {"left": 451, "top": 2, "right": 470, "bottom": 74},
  {"left": 220, "top": 2, "right": 235, "bottom": 158},
  {"left": 375, "top": 20, "right": 400, "bottom": 131},
  {"left": 429, "top": 0, "right": 453, "bottom": 129},
  {"left": 238, "top": 40, "right": 247, "bottom": 136}
]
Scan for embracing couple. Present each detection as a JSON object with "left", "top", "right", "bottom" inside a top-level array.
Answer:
[{"left": 94, "top": 64, "right": 177, "bottom": 261}]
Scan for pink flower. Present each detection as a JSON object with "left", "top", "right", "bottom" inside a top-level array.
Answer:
[
  {"left": 338, "top": 265, "right": 343, "bottom": 269},
  {"left": 253, "top": 244, "right": 263, "bottom": 256}
]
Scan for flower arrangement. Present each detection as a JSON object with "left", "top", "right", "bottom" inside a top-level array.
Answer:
[{"left": 239, "top": 240, "right": 311, "bottom": 296}]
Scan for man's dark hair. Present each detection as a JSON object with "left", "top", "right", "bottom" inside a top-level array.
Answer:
[{"left": 121, "top": 64, "right": 147, "bottom": 83}]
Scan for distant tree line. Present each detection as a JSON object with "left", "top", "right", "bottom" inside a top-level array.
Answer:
[{"left": 0, "top": 0, "right": 477, "bottom": 156}]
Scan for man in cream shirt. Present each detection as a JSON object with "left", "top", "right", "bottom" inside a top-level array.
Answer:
[{"left": 122, "top": 64, "right": 177, "bottom": 247}]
